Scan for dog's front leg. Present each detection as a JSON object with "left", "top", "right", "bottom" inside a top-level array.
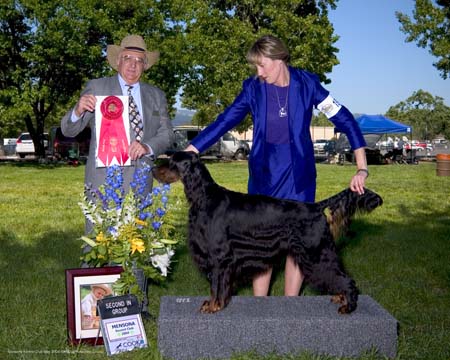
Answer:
[{"left": 200, "top": 264, "right": 234, "bottom": 314}]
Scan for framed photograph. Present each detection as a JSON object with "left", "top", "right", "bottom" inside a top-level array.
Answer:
[{"left": 65, "top": 267, "right": 123, "bottom": 345}]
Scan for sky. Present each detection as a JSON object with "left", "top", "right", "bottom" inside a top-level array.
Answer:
[{"left": 326, "top": 0, "right": 449, "bottom": 115}]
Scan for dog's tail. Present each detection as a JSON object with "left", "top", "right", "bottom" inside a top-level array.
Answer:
[{"left": 317, "top": 188, "right": 383, "bottom": 240}]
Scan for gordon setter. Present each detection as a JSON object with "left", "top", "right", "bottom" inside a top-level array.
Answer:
[{"left": 153, "top": 151, "right": 383, "bottom": 314}]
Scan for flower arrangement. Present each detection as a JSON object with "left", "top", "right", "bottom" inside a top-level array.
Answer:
[{"left": 79, "top": 164, "right": 178, "bottom": 300}]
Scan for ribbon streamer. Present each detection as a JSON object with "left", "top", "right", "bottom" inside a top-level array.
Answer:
[{"left": 97, "top": 96, "right": 129, "bottom": 166}]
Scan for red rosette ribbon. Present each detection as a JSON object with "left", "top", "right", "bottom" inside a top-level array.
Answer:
[{"left": 97, "top": 96, "right": 129, "bottom": 166}]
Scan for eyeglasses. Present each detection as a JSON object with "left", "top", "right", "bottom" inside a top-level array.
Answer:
[{"left": 121, "top": 55, "right": 146, "bottom": 66}]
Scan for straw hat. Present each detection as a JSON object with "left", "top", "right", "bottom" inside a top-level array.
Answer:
[
  {"left": 91, "top": 284, "right": 113, "bottom": 296},
  {"left": 107, "top": 35, "right": 159, "bottom": 71}
]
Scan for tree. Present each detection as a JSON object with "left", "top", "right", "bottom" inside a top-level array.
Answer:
[
  {"left": 1, "top": 0, "right": 342, "bottom": 152},
  {"left": 175, "top": 0, "right": 339, "bottom": 131},
  {"left": 396, "top": 0, "right": 450, "bottom": 79},
  {"left": 0, "top": 0, "right": 183, "bottom": 156},
  {"left": 385, "top": 90, "right": 450, "bottom": 140},
  {"left": 311, "top": 112, "right": 332, "bottom": 127}
]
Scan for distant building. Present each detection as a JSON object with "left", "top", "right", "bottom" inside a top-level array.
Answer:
[{"left": 232, "top": 126, "right": 335, "bottom": 142}]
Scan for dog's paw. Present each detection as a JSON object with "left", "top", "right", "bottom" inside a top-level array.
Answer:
[
  {"left": 199, "top": 299, "right": 223, "bottom": 313},
  {"left": 338, "top": 304, "right": 350, "bottom": 314},
  {"left": 331, "top": 294, "right": 345, "bottom": 304},
  {"left": 199, "top": 300, "right": 212, "bottom": 313}
]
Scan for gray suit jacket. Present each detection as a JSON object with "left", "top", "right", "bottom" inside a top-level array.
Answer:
[{"left": 61, "top": 75, "right": 173, "bottom": 193}]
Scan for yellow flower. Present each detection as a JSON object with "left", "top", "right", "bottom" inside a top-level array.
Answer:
[
  {"left": 135, "top": 218, "right": 147, "bottom": 227},
  {"left": 130, "top": 238, "right": 146, "bottom": 254},
  {"left": 96, "top": 232, "right": 108, "bottom": 244}
]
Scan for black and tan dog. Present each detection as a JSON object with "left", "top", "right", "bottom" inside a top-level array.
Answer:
[{"left": 154, "top": 151, "right": 382, "bottom": 314}]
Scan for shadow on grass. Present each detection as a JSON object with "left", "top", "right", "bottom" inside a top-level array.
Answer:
[
  {"left": 0, "top": 228, "right": 84, "bottom": 350},
  {"left": 0, "top": 228, "right": 81, "bottom": 271},
  {"left": 0, "top": 159, "right": 83, "bottom": 169},
  {"left": 335, "top": 219, "right": 384, "bottom": 252}
]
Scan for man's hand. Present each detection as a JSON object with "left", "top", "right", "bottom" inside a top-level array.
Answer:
[
  {"left": 129, "top": 140, "right": 149, "bottom": 160},
  {"left": 75, "top": 94, "right": 96, "bottom": 117}
]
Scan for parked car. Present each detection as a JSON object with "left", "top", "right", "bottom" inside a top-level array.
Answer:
[
  {"left": 404, "top": 141, "right": 433, "bottom": 152},
  {"left": 313, "top": 139, "right": 328, "bottom": 154},
  {"left": 243, "top": 139, "right": 253, "bottom": 150},
  {"left": 220, "top": 131, "right": 250, "bottom": 159},
  {"left": 15, "top": 132, "right": 48, "bottom": 158},
  {"left": 167, "top": 126, "right": 250, "bottom": 160},
  {"left": 432, "top": 138, "right": 448, "bottom": 146},
  {"left": 49, "top": 126, "right": 91, "bottom": 162},
  {"left": 323, "top": 139, "right": 337, "bottom": 156}
]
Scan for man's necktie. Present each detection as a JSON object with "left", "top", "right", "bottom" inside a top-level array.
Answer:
[{"left": 127, "top": 85, "right": 144, "bottom": 142}]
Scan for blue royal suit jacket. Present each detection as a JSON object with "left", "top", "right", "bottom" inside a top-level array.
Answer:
[{"left": 191, "top": 67, "right": 366, "bottom": 195}]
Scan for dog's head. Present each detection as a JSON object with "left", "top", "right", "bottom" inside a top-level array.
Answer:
[{"left": 153, "top": 151, "right": 199, "bottom": 184}]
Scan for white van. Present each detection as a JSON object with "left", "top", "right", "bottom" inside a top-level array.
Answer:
[
  {"left": 168, "top": 126, "right": 250, "bottom": 160},
  {"left": 15, "top": 132, "right": 48, "bottom": 158}
]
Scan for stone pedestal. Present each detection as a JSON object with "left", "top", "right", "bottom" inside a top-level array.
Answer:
[{"left": 158, "top": 295, "right": 398, "bottom": 359}]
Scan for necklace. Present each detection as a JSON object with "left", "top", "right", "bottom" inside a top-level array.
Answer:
[{"left": 275, "top": 85, "right": 288, "bottom": 118}]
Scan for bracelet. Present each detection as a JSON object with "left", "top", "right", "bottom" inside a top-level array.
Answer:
[{"left": 356, "top": 168, "right": 369, "bottom": 178}]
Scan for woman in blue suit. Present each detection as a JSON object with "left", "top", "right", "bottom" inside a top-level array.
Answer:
[{"left": 185, "top": 35, "right": 369, "bottom": 297}]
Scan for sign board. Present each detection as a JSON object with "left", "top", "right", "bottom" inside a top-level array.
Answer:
[{"left": 97, "top": 294, "right": 147, "bottom": 356}]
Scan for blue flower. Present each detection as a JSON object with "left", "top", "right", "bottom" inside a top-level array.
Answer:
[
  {"left": 156, "top": 207, "right": 166, "bottom": 217},
  {"left": 79, "top": 162, "right": 178, "bottom": 301}
]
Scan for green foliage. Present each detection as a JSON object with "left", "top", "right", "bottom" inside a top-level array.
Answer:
[
  {"left": 0, "top": 0, "right": 181, "bottom": 153},
  {"left": 5, "top": 0, "right": 449, "bottom": 158},
  {"left": 179, "top": 0, "right": 339, "bottom": 131},
  {"left": 385, "top": 89, "right": 450, "bottom": 140},
  {"left": 311, "top": 112, "right": 331, "bottom": 127},
  {"left": 1, "top": 0, "right": 340, "bottom": 141},
  {"left": 396, "top": 0, "right": 450, "bottom": 79}
]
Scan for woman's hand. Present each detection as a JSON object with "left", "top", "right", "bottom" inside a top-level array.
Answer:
[
  {"left": 350, "top": 147, "right": 368, "bottom": 194},
  {"left": 350, "top": 169, "right": 368, "bottom": 194},
  {"left": 184, "top": 144, "right": 199, "bottom": 153}
]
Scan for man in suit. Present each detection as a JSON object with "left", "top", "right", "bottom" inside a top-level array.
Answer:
[{"left": 61, "top": 34, "right": 173, "bottom": 198}]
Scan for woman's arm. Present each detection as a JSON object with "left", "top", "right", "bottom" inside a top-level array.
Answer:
[{"left": 350, "top": 147, "right": 368, "bottom": 194}]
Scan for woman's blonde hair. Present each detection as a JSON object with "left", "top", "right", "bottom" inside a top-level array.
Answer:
[{"left": 246, "top": 35, "right": 290, "bottom": 66}]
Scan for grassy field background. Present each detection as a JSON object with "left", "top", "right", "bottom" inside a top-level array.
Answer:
[{"left": 0, "top": 160, "right": 449, "bottom": 359}]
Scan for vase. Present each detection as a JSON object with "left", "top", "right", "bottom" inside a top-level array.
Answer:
[{"left": 132, "top": 266, "right": 149, "bottom": 315}]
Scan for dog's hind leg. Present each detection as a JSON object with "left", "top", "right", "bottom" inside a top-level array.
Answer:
[{"left": 303, "top": 248, "right": 359, "bottom": 314}]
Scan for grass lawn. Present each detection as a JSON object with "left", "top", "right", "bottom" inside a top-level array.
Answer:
[{"left": 0, "top": 160, "right": 449, "bottom": 360}]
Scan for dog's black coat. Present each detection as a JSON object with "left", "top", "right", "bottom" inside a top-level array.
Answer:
[{"left": 154, "top": 152, "right": 383, "bottom": 314}]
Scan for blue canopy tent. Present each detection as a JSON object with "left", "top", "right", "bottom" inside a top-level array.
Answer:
[
  {"left": 355, "top": 114, "right": 412, "bottom": 134},
  {"left": 334, "top": 114, "right": 413, "bottom": 164}
]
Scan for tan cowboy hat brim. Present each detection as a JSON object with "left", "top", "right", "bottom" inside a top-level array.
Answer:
[
  {"left": 106, "top": 35, "right": 159, "bottom": 71},
  {"left": 91, "top": 284, "right": 113, "bottom": 296}
]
